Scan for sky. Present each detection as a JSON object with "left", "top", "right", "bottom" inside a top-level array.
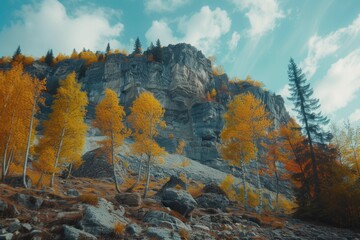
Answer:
[{"left": 0, "top": 0, "right": 360, "bottom": 125}]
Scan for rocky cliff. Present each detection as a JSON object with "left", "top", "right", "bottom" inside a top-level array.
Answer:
[{"left": 18, "top": 43, "right": 290, "bottom": 165}]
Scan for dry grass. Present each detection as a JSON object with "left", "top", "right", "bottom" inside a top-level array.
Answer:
[
  {"left": 179, "top": 228, "right": 189, "bottom": 240},
  {"left": 188, "top": 182, "right": 204, "bottom": 198},
  {"left": 114, "top": 222, "right": 126, "bottom": 235},
  {"left": 78, "top": 194, "right": 99, "bottom": 206}
]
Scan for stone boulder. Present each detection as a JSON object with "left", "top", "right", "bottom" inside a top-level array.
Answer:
[
  {"left": 143, "top": 210, "right": 190, "bottom": 231},
  {"left": 3, "top": 176, "right": 32, "bottom": 188},
  {"left": 73, "top": 148, "right": 112, "bottom": 179},
  {"left": 0, "top": 199, "right": 19, "bottom": 218},
  {"left": 12, "top": 193, "right": 43, "bottom": 210},
  {"left": 126, "top": 223, "right": 142, "bottom": 235},
  {"left": 115, "top": 193, "right": 142, "bottom": 207},
  {"left": 202, "top": 183, "right": 228, "bottom": 196},
  {"left": 80, "top": 198, "right": 129, "bottom": 236},
  {"left": 146, "top": 227, "right": 181, "bottom": 240},
  {"left": 196, "top": 193, "right": 229, "bottom": 211},
  {"left": 161, "top": 189, "right": 197, "bottom": 217},
  {"left": 62, "top": 225, "right": 97, "bottom": 240}
]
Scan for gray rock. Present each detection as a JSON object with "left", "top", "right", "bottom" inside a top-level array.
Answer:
[
  {"left": 125, "top": 223, "right": 142, "bottom": 235},
  {"left": 81, "top": 198, "right": 129, "bottom": 235},
  {"left": 146, "top": 227, "right": 181, "bottom": 240},
  {"left": 63, "top": 225, "right": 97, "bottom": 240},
  {"left": 12, "top": 193, "right": 43, "bottom": 210},
  {"left": 115, "top": 192, "right": 142, "bottom": 207},
  {"left": 196, "top": 193, "right": 229, "bottom": 211},
  {"left": 7, "top": 219, "right": 20, "bottom": 233},
  {"left": 143, "top": 210, "right": 190, "bottom": 231},
  {"left": 21, "top": 223, "right": 32, "bottom": 232},
  {"left": 66, "top": 189, "right": 80, "bottom": 197},
  {"left": 161, "top": 189, "right": 197, "bottom": 216},
  {"left": 0, "top": 233, "right": 13, "bottom": 240}
]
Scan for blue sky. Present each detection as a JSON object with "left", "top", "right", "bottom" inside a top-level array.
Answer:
[{"left": 1, "top": 0, "right": 360, "bottom": 125}]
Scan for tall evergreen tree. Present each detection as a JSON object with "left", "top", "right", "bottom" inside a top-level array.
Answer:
[
  {"left": 12, "top": 45, "right": 21, "bottom": 60},
  {"left": 154, "top": 39, "right": 163, "bottom": 62},
  {"left": 133, "top": 37, "right": 142, "bottom": 54},
  {"left": 287, "top": 58, "right": 331, "bottom": 200},
  {"left": 106, "top": 43, "right": 111, "bottom": 53},
  {"left": 45, "top": 49, "right": 54, "bottom": 66}
]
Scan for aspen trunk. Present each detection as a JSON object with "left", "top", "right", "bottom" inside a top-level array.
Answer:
[
  {"left": 143, "top": 155, "right": 151, "bottom": 198},
  {"left": 2, "top": 136, "right": 11, "bottom": 181},
  {"left": 241, "top": 161, "right": 247, "bottom": 210},
  {"left": 50, "top": 127, "right": 65, "bottom": 188},
  {"left": 126, "top": 157, "right": 143, "bottom": 192},
  {"left": 5, "top": 150, "right": 14, "bottom": 177},
  {"left": 36, "top": 172, "right": 44, "bottom": 188},
  {"left": 256, "top": 161, "right": 263, "bottom": 213},
  {"left": 65, "top": 164, "right": 73, "bottom": 179},
  {"left": 112, "top": 132, "right": 121, "bottom": 193},
  {"left": 23, "top": 97, "right": 37, "bottom": 188}
]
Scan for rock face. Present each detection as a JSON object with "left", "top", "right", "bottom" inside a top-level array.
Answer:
[
  {"left": 143, "top": 210, "right": 190, "bottom": 231},
  {"left": 25, "top": 43, "right": 290, "bottom": 166},
  {"left": 115, "top": 193, "right": 142, "bottom": 207}
]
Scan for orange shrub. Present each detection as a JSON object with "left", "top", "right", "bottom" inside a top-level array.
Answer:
[
  {"left": 78, "top": 194, "right": 99, "bottom": 206},
  {"left": 114, "top": 222, "right": 125, "bottom": 235}
]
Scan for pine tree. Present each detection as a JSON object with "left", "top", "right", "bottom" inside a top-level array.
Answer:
[
  {"left": 45, "top": 49, "right": 54, "bottom": 66},
  {"left": 154, "top": 39, "right": 163, "bottom": 62},
  {"left": 106, "top": 43, "right": 111, "bottom": 53},
  {"left": 12, "top": 46, "right": 21, "bottom": 60},
  {"left": 287, "top": 58, "right": 331, "bottom": 200},
  {"left": 133, "top": 37, "right": 142, "bottom": 54}
]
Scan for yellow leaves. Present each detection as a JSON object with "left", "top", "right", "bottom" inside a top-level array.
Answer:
[
  {"left": 220, "top": 174, "right": 237, "bottom": 201},
  {"left": 176, "top": 140, "right": 186, "bottom": 155},
  {"left": 34, "top": 147, "right": 57, "bottom": 174},
  {"left": 38, "top": 72, "right": 88, "bottom": 167},
  {"left": 78, "top": 51, "right": 98, "bottom": 66},
  {"left": 220, "top": 92, "right": 272, "bottom": 166},
  {"left": 0, "top": 64, "right": 45, "bottom": 168},
  {"left": 129, "top": 91, "right": 166, "bottom": 139}
]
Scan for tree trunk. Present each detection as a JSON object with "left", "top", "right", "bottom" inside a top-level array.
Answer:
[
  {"left": 65, "top": 164, "right": 73, "bottom": 179},
  {"left": 111, "top": 132, "right": 121, "bottom": 193},
  {"left": 50, "top": 127, "right": 65, "bottom": 188},
  {"left": 4, "top": 149, "right": 13, "bottom": 177},
  {"left": 256, "top": 160, "right": 263, "bottom": 213},
  {"left": 274, "top": 163, "right": 279, "bottom": 212},
  {"left": 2, "top": 135, "right": 11, "bottom": 182},
  {"left": 126, "top": 156, "right": 143, "bottom": 192},
  {"left": 143, "top": 155, "right": 151, "bottom": 198},
  {"left": 36, "top": 172, "right": 44, "bottom": 188},
  {"left": 241, "top": 161, "right": 247, "bottom": 210},
  {"left": 23, "top": 97, "right": 37, "bottom": 189}
]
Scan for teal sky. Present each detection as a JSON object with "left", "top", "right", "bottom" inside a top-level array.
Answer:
[{"left": 1, "top": 0, "right": 360, "bottom": 125}]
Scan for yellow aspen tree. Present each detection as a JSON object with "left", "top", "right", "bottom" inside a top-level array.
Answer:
[
  {"left": 0, "top": 64, "right": 45, "bottom": 185},
  {"left": 264, "top": 129, "right": 288, "bottom": 212},
  {"left": 129, "top": 92, "right": 166, "bottom": 198},
  {"left": 221, "top": 92, "right": 271, "bottom": 211},
  {"left": 93, "top": 89, "right": 130, "bottom": 192},
  {"left": 37, "top": 72, "right": 88, "bottom": 187},
  {"left": 22, "top": 74, "right": 46, "bottom": 188},
  {"left": 33, "top": 147, "right": 57, "bottom": 188}
]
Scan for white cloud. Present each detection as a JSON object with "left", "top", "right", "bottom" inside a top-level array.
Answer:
[
  {"left": 0, "top": 0, "right": 124, "bottom": 56},
  {"left": 230, "top": 0, "right": 284, "bottom": 38},
  {"left": 145, "top": 0, "right": 189, "bottom": 13},
  {"left": 349, "top": 109, "right": 360, "bottom": 123},
  {"left": 315, "top": 49, "right": 360, "bottom": 113},
  {"left": 145, "top": 6, "right": 231, "bottom": 55},
  {"left": 228, "top": 31, "right": 240, "bottom": 50},
  {"left": 301, "top": 14, "right": 360, "bottom": 78}
]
